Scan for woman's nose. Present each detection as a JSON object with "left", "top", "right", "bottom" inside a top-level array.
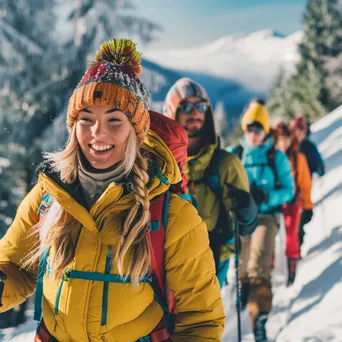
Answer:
[{"left": 91, "top": 121, "right": 105, "bottom": 137}]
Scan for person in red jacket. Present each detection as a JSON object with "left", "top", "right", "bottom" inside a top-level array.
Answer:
[
  {"left": 289, "top": 115, "right": 324, "bottom": 247},
  {"left": 275, "top": 122, "right": 314, "bottom": 285}
]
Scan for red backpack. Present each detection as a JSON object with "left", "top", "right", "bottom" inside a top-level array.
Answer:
[{"left": 34, "top": 112, "right": 189, "bottom": 342}]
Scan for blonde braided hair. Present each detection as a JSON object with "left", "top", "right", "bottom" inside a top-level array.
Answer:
[
  {"left": 115, "top": 147, "right": 151, "bottom": 285},
  {"left": 24, "top": 126, "right": 152, "bottom": 285}
]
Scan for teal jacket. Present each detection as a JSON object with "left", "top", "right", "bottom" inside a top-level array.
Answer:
[{"left": 227, "top": 136, "right": 294, "bottom": 214}]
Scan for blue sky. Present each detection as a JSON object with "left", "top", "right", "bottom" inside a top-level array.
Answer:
[{"left": 134, "top": 0, "right": 307, "bottom": 50}]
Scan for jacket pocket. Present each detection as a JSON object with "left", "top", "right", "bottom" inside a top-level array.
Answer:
[{"left": 101, "top": 245, "right": 113, "bottom": 326}]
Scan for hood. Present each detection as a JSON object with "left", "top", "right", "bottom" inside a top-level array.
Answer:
[
  {"left": 149, "top": 110, "right": 188, "bottom": 192},
  {"left": 162, "top": 77, "right": 216, "bottom": 145}
]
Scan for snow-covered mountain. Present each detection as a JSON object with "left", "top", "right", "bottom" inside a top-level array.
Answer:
[
  {"left": 140, "top": 59, "right": 182, "bottom": 104},
  {"left": 145, "top": 29, "right": 302, "bottom": 93},
  {"left": 140, "top": 58, "right": 261, "bottom": 118}
]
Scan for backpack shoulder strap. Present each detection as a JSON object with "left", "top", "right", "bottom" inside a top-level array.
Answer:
[
  {"left": 148, "top": 191, "right": 168, "bottom": 298},
  {"left": 292, "top": 151, "right": 300, "bottom": 199},
  {"left": 267, "top": 145, "right": 278, "bottom": 184},
  {"left": 34, "top": 247, "right": 50, "bottom": 321},
  {"left": 193, "top": 146, "right": 223, "bottom": 198},
  {"left": 293, "top": 150, "right": 298, "bottom": 183},
  {"left": 233, "top": 144, "right": 244, "bottom": 160},
  {"left": 206, "top": 147, "right": 223, "bottom": 198},
  {"left": 34, "top": 192, "right": 54, "bottom": 321},
  {"left": 148, "top": 190, "right": 177, "bottom": 339},
  {"left": 192, "top": 138, "right": 224, "bottom": 198}
]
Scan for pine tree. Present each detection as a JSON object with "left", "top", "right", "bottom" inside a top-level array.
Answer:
[
  {"left": 297, "top": 0, "right": 342, "bottom": 109},
  {"left": 39, "top": 0, "right": 161, "bottom": 152},
  {"left": 268, "top": 61, "right": 325, "bottom": 121},
  {"left": 268, "top": 0, "right": 342, "bottom": 119},
  {"left": 324, "top": 52, "right": 342, "bottom": 106},
  {"left": 0, "top": 0, "right": 58, "bottom": 227}
]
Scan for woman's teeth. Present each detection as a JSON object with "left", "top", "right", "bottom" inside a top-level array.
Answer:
[{"left": 91, "top": 144, "right": 113, "bottom": 151}]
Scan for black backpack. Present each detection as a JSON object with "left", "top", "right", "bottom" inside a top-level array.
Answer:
[
  {"left": 191, "top": 140, "right": 233, "bottom": 242},
  {"left": 190, "top": 143, "right": 234, "bottom": 270}
]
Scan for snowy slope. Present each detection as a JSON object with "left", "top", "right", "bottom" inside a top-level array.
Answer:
[
  {"left": 145, "top": 29, "right": 302, "bottom": 92},
  {"left": 223, "top": 106, "right": 342, "bottom": 341},
  {"left": 1, "top": 107, "right": 341, "bottom": 341}
]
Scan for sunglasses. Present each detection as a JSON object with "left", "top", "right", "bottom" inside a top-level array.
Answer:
[
  {"left": 177, "top": 101, "right": 209, "bottom": 114},
  {"left": 247, "top": 126, "right": 264, "bottom": 135}
]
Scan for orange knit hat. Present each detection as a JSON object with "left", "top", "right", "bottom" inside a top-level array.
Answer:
[{"left": 67, "top": 38, "right": 150, "bottom": 143}]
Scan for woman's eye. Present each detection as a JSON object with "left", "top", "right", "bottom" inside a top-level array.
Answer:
[
  {"left": 80, "top": 117, "right": 92, "bottom": 122},
  {"left": 108, "top": 118, "right": 121, "bottom": 123}
]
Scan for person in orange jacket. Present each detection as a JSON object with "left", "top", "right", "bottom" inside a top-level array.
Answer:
[{"left": 275, "top": 122, "right": 313, "bottom": 285}]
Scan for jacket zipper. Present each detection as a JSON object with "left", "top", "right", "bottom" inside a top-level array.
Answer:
[{"left": 101, "top": 245, "right": 113, "bottom": 326}]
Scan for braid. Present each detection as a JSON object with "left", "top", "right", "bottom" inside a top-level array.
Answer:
[{"left": 116, "top": 148, "right": 151, "bottom": 285}]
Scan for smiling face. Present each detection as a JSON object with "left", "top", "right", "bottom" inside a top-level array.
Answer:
[{"left": 75, "top": 106, "right": 132, "bottom": 169}]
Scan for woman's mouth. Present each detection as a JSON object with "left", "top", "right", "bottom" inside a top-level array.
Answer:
[{"left": 89, "top": 144, "right": 115, "bottom": 154}]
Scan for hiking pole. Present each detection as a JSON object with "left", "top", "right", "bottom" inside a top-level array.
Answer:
[{"left": 231, "top": 212, "right": 242, "bottom": 342}]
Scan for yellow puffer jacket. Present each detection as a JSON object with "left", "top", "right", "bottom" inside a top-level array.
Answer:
[{"left": 0, "top": 131, "right": 225, "bottom": 341}]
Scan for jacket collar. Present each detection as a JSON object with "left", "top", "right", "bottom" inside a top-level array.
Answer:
[{"left": 37, "top": 130, "right": 181, "bottom": 233}]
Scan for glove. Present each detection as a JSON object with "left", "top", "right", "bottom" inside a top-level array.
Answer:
[
  {"left": 226, "top": 184, "right": 258, "bottom": 236},
  {"left": 250, "top": 184, "right": 268, "bottom": 205},
  {"left": 301, "top": 209, "right": 313, "bottom": 225},
  {"left": 227, "top": 184, "right": 251, "bottom": 210}
]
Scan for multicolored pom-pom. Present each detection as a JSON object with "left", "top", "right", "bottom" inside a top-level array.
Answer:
[{"left": 94, "top": 38, "right": 142, "bottom": 76}]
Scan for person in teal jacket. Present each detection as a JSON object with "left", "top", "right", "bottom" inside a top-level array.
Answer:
[
  {"left": 227, "top": 98, "right": 294, "bottom": 342},
  {"left": 229, "top": 134, "right": 294, "bottom": 215}
]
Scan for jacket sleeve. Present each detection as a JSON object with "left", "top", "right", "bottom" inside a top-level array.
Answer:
[
  {"left": 219, "top": 152, "right": 258, "bottom": 236},
  {"left": 265, "top": 150, "right": 295, "bottom": 209},
  {"left": 297, "top": 153, "right": 313, "bottom": 210},
  {"left": 165, "top": 196, "right": 225, "bottom": 341},
  {"left": 0, "top": 183, "right": 42, "bottom": 312},
  {"left": 311, "top": 142, "right": 325, "bottom": 176}
]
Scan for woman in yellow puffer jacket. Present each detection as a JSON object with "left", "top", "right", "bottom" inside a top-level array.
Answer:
[{"left": 0, "top": 39, "right": 224, "bottom": 341}]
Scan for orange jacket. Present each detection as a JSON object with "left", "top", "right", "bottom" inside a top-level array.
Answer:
[{"left": 288, "top": 151, "right": 313, "bottom": 210}]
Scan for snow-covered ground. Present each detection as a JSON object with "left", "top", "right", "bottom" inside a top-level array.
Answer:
[
  {"left": 1, "top": 106, "right": 342, "bottom": 341},
  {"left": 223, "top": 105, "right": 342, "bottom": 341}
]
